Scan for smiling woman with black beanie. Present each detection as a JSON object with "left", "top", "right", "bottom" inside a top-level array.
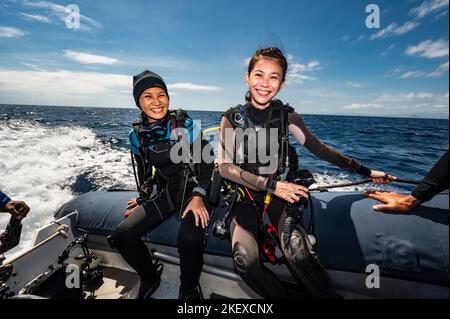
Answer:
[{"left": 109, "top": 70, "right": 214, "bottom": 299}]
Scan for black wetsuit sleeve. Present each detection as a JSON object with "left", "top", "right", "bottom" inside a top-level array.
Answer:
[
  {"left": 411, "top": 150, "right": 449, "bottom": 202},
  {"left": 0, "top": 219, "right": 21, "bottom": 255},
  {"left": 0, "top": 191, "right": 10, "bottom": 208},
  {"left": 0, "top": 191, "right": 9, "bottom": 255},
  {"left": 0, "top": 234, "right": 5, "bottom": 255}
]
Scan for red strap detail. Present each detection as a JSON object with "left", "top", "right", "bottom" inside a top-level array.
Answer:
[{"left": 244, "top": 187, "right": 255, "bottom": 202}]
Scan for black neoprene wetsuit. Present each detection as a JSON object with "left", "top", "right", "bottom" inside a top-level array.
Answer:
[
  {"left": 111, "top": 111, "right": 214, "bottom": 291},
  {"left": 412, "top": 150, "right": 449, "bottom": 202}
]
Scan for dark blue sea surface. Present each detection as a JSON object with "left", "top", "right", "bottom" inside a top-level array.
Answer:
[{"left": 1, "top": 104, "right": 448, "bottom": 194}]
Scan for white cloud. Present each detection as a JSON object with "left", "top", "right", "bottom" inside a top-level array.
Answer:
[
  {"left": 63, "top": 50, "right": 119, "bottom": 65},
  {"left": 24, "top": 1, "right": 102, "bottom": 30},
  {"left": 0, "top": 26, "right": 26, "bottom": 38},
  {"left": 426, "top": 61, "right": 449, "bottom": 77},
  {"left": 399, "top": 61, "right": 449, "bottom": 79},
  {"left": 167, "top": 83, "right": 220, "bottom": 91},
  {"left": 405, "top": 39, "right": 449, "bottom": 58},
  {"left": 409, "top": 0, "right": 449, "bottom": 19},
  {"left": 396, "top": 103, "right": 449, "bottom": 111},
  {"left": 437, "top": 61, "right": 449, "bottom": 70},
  {"left": 346, "top": 82, "right": 367, "bottom": 88},
  {"left": 382, "top": 44, "right": 395, "bottom": 56},
  {"left": 299, "top": 100, "right": 313, "bottom": 105},
  {"left": 426, "top": 71, "right": 443, "bottom": 78},
  {"left": 344, "top": 92, "right": 449, "bottom": 116},
  {"left": 287, "top": 59, "right": 320, "bottom": 84},
  {"left": 21, "top": 62, "right": 45, "bottom": 71},
  {"left": 376, "top": 92, "right": 448, "bottom": 102},
  {"left": 0, "top": 68, "right": 131, "bottom": 107},
  {"left": 371, "top": 21, "right": 419, "bottom": 40},
  {"left": 19, "top": 12, "right": 51, "bottom": 23},
  {"left": 342, "top": 103, "right": 385, "bottom": 110},
  {"left": 432, "top": 9, "right": 448, "bottom": 20},
  {"left": 306, "top": 61, "right": 320, "bottom": 69},
  {"left": 400, "top": 71, "right": 427, "bottom": 78}
]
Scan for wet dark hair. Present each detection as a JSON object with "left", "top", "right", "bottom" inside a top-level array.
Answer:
[{"left": 245, "top": 47, "right": 288, "bottom": 102}]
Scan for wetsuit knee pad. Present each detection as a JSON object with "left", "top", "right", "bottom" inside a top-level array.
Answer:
[
  {"left": 288, "top": 229, "right": 314, "bottom": 266},
  {"left": 232, "top": 243, "right": 250, "bottom": 274}
]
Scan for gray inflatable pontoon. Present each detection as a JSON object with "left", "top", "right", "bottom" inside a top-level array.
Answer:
[{"left": 51, "top": 190, "right": 448, "bottom": 299}]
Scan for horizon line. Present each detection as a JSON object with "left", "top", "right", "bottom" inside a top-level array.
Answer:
[{"left": 0, "top": 103, "right": 448, "bottom": 121}]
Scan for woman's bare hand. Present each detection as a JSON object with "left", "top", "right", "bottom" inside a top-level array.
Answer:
[
  {"left": 273, "top": 181, "right": 309, "bottom": 203},
  {"left": 370, "top": 170, "right": 397, "bottom": 184},
  {"left": 181, "top": 196, "right": 210, "bottom": 228},
  {"left": 127, "top": 198, "right": 138, "bottom": 209}
]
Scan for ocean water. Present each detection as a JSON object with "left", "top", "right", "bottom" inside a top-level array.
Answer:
[{"left": 0, "top": 104, "right": 448, "bottom": 252}]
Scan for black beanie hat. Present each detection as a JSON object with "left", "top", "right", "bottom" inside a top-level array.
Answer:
[{"left": 133, "top": 70, "right": 169, "bottom": 108}]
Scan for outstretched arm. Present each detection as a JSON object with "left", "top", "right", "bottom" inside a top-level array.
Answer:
[
  {"left": 412, "top": 150, "right": 449, "bottom": 202},
  {"left": 288, "top": 112, "right": 394, "bottom": 183},
  {"left": 366, "top": 150, "right": 449, "bottom": 212}
]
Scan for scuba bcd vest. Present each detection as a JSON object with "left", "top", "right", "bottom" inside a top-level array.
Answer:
[
  {"left": 131, "top": 109, "right": 198, "bottom": 208},
  {"left": 223, "top": 100, "right": 299, "bottom": 180}
]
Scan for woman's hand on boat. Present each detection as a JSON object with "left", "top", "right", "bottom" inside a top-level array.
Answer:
[
  {"left": 370, "top": 170, "right": 397, "bottom": 184},
  {"left": 273, "top": 181, "right": 309, "bottom": 204},
  {"left": 181, "top": 196, "right": 210, "bottom": 229},
  {"left": 127, "top": 198, "right": 138, "bottom": 209},
  {"left": 365, "top": 190, "right": 422, "bottom": 212}
]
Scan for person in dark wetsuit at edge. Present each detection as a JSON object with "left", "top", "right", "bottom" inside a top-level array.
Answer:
[
  {"left": 218, "top": 47, "right": 395, "bottom": 299},
  {"left": 109, "top": 70, "right": 214, "bottom": 299},
  {"left": 366, "top": 150, "right": 449, "bottom": 212},
  {"left": 0, "top": 191, "right": 30, "bottom": 255}
]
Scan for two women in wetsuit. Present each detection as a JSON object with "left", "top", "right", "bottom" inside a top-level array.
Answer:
[{"left": 113, "top": 47, "right": 394, "bottom": 300}]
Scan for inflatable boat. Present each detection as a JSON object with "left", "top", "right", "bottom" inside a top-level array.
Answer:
[{"left": 1, "top": 190, "right": 448, "bottom": 299}]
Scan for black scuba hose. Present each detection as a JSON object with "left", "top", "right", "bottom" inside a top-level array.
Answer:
[
  {"left": 130, "top": 150, "right": 141, "bottom": 191},
  {"left": 393, "top": 178, "right": 421, "bottom": 185},
  {"left": 107, "top": 151, "right": 141, "bottom": 192},
  {"left": 307, "top": 195, "right": 315, "bottom": 235}
]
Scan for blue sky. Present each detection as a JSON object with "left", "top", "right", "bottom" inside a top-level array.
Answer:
[{"left": 0, "top": 0, "right": 448, "bottom": 118}]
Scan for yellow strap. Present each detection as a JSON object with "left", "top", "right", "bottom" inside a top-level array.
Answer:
[
  {"left": 264, "top": 192, "right": 272, "bottom": 205},
  {"left": 237, "top": 187, "right": 245, "bottom": 198},
  {"left": 202, "top": 126, "right": 221, "bottom": 134}
]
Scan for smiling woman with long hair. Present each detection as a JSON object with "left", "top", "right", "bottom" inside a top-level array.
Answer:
[{"left": 218, "top": 47, "right": 394, "bottom": 298}]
